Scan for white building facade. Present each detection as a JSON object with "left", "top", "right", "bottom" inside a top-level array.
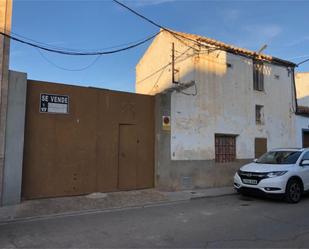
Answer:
[
  {"left": 136, "top": 30, "right": 298, "bottom": 189},
  {"left": 295, "top": 73, "right": 309, "bottom": 148}
]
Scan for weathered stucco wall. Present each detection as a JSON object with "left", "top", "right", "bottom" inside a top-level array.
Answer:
[
  {"left": 137, "top": 30, "right": 297, "bottom": 161},
  {"left": 295, "top": 73, "right": 309, "bottom": 107},
  {"left": 2, "top": 71, "right": 27, "bottom": 205},
  {"left": 0, "top": 0, "right": 12, "bottom": 206},
  {"left": 171, "top": 53, "right": 296, "bottom": 160},
  {"left": 295, "top": 72, "right": 309, "bottom": 148},
  {"left": 295, "top": 115, "right": 309, "bottom": 147},
  {"left": 136, "top": 31, "right": 196, "bottom": 95},
  {"left": 155, "top": 93, "right": 249, "bottom": 190}
]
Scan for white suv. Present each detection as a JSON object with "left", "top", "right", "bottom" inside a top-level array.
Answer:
[{"left": 234, "top": 148, "right": 309, "bottom": 203}]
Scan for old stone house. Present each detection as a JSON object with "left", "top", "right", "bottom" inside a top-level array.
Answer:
[{"left": 136, "top": 29, "right": 298, "bottom": 190}]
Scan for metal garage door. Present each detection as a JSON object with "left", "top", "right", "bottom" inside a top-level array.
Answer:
[{"left": 22, "top": 80, "right": 154, "bottom": 199}]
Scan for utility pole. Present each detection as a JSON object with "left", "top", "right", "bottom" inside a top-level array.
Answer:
[
  {"left": 0, "top": 0, "right": 12, "bottom": 206},
  {"left": 172, "top": 43, "right": 179, "bottom": 84}
]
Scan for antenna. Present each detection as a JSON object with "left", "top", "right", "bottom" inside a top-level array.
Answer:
[{"left": 257, "top": 44, "right": 268, "bottom": 54}]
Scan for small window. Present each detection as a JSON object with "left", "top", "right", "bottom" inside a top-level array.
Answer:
[
  {"left": 253, "top": 60, "right": 264, "bottom": 91},
  {"left": 215, "top": 134, "right": 236, "bottom": 163},
  {"left": 255, "top": 138, "right": 267, "bottom": 158},
  {"left": 256, "top": 105, "right": 264, "bottom": 124}
]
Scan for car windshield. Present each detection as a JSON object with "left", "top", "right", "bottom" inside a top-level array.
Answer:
[{"left": 256, "top": 151, "right": 302, "bottom": 164}]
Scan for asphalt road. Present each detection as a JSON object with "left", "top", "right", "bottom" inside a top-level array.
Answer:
[{"left": 1, "top": 194, "right": 309, "bottom": 248}]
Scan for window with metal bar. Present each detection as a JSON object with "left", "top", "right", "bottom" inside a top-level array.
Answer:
[
  {"left": 255, "top": 105, "right": 264, "bottom": 124},
  {"left": 215, "top": 134, "right": 236, "bottom": 163},
  {"left": 253, "top": 60, "right": 264, "bottom": 91}
]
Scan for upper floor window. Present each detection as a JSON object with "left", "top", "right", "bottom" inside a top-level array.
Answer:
[
  {"left": 253, "top": 60, "right": 264, "bottom": 91},
  {"left": 256, "top": 105, "right": 264, "bottom": 124}
]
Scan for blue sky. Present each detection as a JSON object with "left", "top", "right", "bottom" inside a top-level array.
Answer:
[{"left": 9, "top": 0, "right": 309, "bottom": 92}]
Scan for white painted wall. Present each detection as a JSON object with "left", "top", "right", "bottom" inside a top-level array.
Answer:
[
  {"left": 171, "top": 52, "right": 296, "bottom": 160},
  {"left": 295, "top": 72, "right": 309, "bottom": 148},
  {"left": 136, "top": 30, "right": 297, "bottom": 160},
  {"left": 296, "top": 115, "right": 309, "bottom": 147},
  {"left": 136, "top": 31, "right": 196, "bottom": 95},
  {"left": 295, "top": 73, "right": 309, "bottom": 107}
]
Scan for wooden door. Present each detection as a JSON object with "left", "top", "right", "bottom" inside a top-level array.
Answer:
[
  {"left": 303, "top": 131, "right": 309, "bottom": 148},
  {"left": 255, "top": 138, "right": 267, "bottom": 158},
  {"left": 118, "top": 124, "right": 137, "bottom": 190}
]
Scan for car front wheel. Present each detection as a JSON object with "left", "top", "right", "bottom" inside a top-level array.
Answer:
[{"left": 285, "top": 179, "right": 302, "bottom": 203}]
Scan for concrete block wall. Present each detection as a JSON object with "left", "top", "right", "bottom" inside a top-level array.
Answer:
[
  {"left": 0, "top": 0, "right": 13, "bottom": 206},
  {"left": 2, "top": 71, "right": 27, "bottom": 205}
]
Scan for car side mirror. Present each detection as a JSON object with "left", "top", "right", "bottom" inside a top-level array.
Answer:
[
  {"left": 300, "top": 159, "right": 309, "bottom": 166},
  {"left": 253, "top": 158, "right": 258, "bottom": 163}
]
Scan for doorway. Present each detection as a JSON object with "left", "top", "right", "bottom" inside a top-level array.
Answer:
[{"left": 118, "top": 124, "right": 138, "bottom": 190}]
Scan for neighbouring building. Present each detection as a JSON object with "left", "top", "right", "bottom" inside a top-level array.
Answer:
[
  {"left": 0, "top": 0, "right": 15, "bottom": 206},
  {"left": 295, "top": 73, "right": 309, "bottom": 148},
  {"left": 136, "top": 29, "right": 298, "bottom": 190}
]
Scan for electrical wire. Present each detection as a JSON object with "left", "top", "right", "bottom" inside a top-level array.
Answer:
[
  {"left": 111, "top": 0, "right": 301, "bottom": 69},
  {"left": 111, "top": 0, "right": 216, "bottom": 51},
  {"left": 0, "top": 30, "right": 160, "bottom": 55},
  {"left": 36, "top": 49, "right": 102, "bottom": 71},
  {"left": 297, "top": 58, "right": 309, "bottom": 66},
  {"left": 0, "top": 28, "right": 86, "bottom": 53},
  {"left": 1, "top": 27, "right": 162, "bottom": 53},
  {"left": 147, "top": 61, "right": 167, "bottom": 95},
  {"left": 136, "top": 47, "right": 192, "bottom": 85}
]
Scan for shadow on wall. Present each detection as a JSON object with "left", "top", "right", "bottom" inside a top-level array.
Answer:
[
  {"left": 170, "top": 50, "right": 278, "bottom": 161},
  {"left": 154, "top": 51, "right": 275, "bottom": 190}
]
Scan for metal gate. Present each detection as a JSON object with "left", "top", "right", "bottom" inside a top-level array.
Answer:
[{"left": 22, "top": 80, "right": 154, "bottom": 199}]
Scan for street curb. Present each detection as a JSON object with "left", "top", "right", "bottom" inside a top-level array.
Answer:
[
  {"left": 190, "top": 191, "right": 237, "bottom": 200},
  {"left": 0, "top": 199, "right": 190, "bottom": 225},
  {"left": 0, "top": 190, "right": 236, "bottom": 225}
]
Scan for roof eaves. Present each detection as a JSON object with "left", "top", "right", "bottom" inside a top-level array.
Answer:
[{"left": 170, "top": 30, "right": 296, "bottom": 67}]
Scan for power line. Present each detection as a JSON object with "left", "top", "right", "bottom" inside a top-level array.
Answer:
[
  {"left": 0, "top": 30, "right": 160, "bottom": 56},
  {"left": 0, "top": 28, "right": 86, "bottom": 53},
  {"left": 36, "top": 49, "right": 102, "bottom": 71},
  {"left": 112, "top": 0, "right": 163, "bottom": 30},
  {"left": 136, "top": 47, "right": 192, "bottom": 85},
  {"left": 111, "top": 0, "right": 303, "bottom": 68},
  {"left": 297, "top": 58, "right": 309, "bottom": 66},
  {"left": 1, "top": 27, "right": 162, "bottom": 53},
  {"left": 111, "top": 0, "right": 215, "bottom": 51}
]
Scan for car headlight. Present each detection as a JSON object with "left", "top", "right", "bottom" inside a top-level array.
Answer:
[{"left": 267, "top": 171, "right": 288, "bottom": 178}]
